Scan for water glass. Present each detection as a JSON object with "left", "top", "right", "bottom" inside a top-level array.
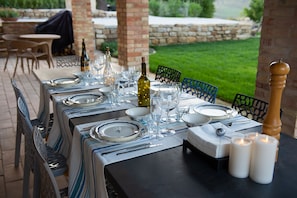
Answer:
[
  {"left": 176, "top": 106, "right": 190, "bottom": 122},
  {"left": 150, "top": 96, "right": 163, "bottom": 139}
]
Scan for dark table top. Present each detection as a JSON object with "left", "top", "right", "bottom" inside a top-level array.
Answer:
[{"left": 105, "top": 133, "right": 297, "bottom": 198}]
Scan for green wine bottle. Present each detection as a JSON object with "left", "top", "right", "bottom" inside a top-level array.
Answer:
[
  {"left": 138, "top": 57, "right": 150, "bottom": 107},
  {"left": 80, "top": 38, "right": 90, "bottom": 72}
]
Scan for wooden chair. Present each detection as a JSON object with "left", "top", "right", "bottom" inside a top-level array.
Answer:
[
  {"left": 155, "top": 65, "right": 181, "bottom": 83},
  {"left": 181, "top": 77, "right": 218, "bottom": 103},
  {"left": 231, "top": 93, "right": 282, "bottom": 122},
  {"left": 17, "top": 97, "right": 67, "bottom": 198},
  {"left": 10, "top": 39, "right": 51, "bottom": 77},
  {"left": 33, "top": 126, "right": 68, "bottom": 198},
  {"left": 2, "top": 34, "right": 19, "bottom": 71}
]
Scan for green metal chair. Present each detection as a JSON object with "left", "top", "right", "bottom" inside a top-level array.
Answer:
[
  {"left": 181, "top": 77, "right": 218, "bottom": 103},
  {"left": 155, "top": 65, "right": 181, "bottom": 83}
]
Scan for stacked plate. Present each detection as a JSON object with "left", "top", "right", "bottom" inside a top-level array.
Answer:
[
  {"left": 48, "top": 77, "right": 80, "bottom": 87},
  {"left": 63, "top": 93, "right": 104, "bottom": 107},
  {"left": 193, "top": 104, "right": 237, "bottom": 121},
  {"left": 90, "top": 120, "right": 145, "bottom": 143}
]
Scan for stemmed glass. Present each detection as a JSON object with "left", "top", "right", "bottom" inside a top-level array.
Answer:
[
  {"left": 150, "top": 96, "right": 164, "bottom": 139},
  {"left": 129, "top": 66, "right": 141, "bottom": 95},
  {"left": 91, "top": 56, "right": 105, "bottom": 79},
  {"left": 160, "top": 83, "right": 180, "bottom": 122},
  {"left": 121, "top": 67, "right": 132, "bottom": 96},
  {"left": 103, "top": 72, "right": 120, "bottom": 106}
]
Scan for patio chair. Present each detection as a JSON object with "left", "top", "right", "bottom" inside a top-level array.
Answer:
[
  {"left": 33, "top": 126, "right": 68, "bottom": 198},
  {"left": 181, "top": 77, "right": 218, "bottom": 103},
  {"left": 11, "top": 79, "right": 53, "bottom": 167},
  {"left": 231, "top": 93, "right": 282, "bottom": 122},
  {"left": 155, "top": 65, "right": 181, "bottom": 83},
  {"left": 17, "top": 97, "right": 67, "bottom": 198},
  {"left": 2, "top": 34, "right": 19, "bottom": 72},
  {"left": 10, "top": 39, "right": 51, "bottom": 77}
]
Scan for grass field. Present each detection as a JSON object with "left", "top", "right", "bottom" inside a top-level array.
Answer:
[{"left": 149, "top": 37, "right": 260, "bottom": 103}]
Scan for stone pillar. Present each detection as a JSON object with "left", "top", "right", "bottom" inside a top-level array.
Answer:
[
  {"left": 263, "top": 60, "right": 290, "bottom": 140},
  {"left": 71, "top": 0, "right": 95, "bottom": 60},
  {"left": 116, "top": 0, "right": 149, "bottom": 67}
]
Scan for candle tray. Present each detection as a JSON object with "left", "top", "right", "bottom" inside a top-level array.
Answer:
[{"left": 182, "top": 139, "right": 229, "bottom": 171}]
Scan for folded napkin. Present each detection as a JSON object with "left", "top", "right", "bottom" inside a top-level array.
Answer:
[{"left": 187, "top": 123, "right": 243, "bottom": 158}]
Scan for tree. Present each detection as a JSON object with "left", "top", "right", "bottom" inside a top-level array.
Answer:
[{"left": 244, "top": 0, "right": 264, "bottom": 23}]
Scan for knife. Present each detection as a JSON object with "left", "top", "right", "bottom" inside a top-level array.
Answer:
[
  {"left": 116, "top": 143, "right": 162, "bottom": 155},
  {"left": 101, "top": 143, "right": 151, "bottom": 155}
]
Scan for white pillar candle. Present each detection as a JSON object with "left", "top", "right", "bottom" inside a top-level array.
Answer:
[
  {"left": 249, "top": 134, "right": 278, "bottom": 184},
  {"left": 245, "top": 132, "right": 259, "bottom": 142},
  {"left": 228, "top": 137, "right": 252, "bottom": 178}
]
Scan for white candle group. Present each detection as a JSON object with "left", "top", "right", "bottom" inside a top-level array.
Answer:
[
  {"left": 249, "top": 134, "right": 278, "bottom": 184},
  {"left": 229, "top": 137, "right": 252, "bottom": 178},
  {"left": 228, "top": 133, "right": 278, "bottom": 184}
]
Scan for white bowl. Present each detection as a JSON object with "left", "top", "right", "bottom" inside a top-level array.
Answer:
[
  {"left": 125, "top": 107, "right": 150, "bottom": 120},
  {"left": 182, "top": 113, "right": 211, "bottom": 127}
]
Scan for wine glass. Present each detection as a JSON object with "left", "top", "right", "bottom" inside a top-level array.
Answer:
[
  {"left": 121, "top": 67, "right": 132, "bottom": 96},
  {"left": 176, "top": 106, "right": 190, "bottom": 122},
  {"left": 129, "top": 65, "right": 141, "bottom": 95},
  {"left": 91, "top": 56, "right": 105, "bottom": 79},
  {"left": 159, "top": 83, "right": 179, "bottom": 123},
  {"left": 150, "top": 96, "right": 164, "bottom": 139}
]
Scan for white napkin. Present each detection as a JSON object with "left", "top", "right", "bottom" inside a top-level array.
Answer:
[{"left": 187, "top": 123, "right": 243, "bottom": 158}]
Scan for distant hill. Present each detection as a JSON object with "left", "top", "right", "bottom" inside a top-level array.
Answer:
[{"left": 214, "top": 0, "right": 251, "bottom": 19}]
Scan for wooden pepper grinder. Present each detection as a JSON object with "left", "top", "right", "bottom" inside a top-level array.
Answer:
[{"left": 263, "top": 59, "right": 290, "bottom": 140}]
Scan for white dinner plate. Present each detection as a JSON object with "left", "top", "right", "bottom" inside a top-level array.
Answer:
[
  {"left": 91, "top": 120, "right": 144, "bottom": 143},
  {"left": 63, "top": 93, "right": 104, "bottom": 107},
  {"left": 48, "top": 77, "right": 80, "bottom": 87},
  {"left": 193, "top": 104, "right": 237, "bottom": 120}
]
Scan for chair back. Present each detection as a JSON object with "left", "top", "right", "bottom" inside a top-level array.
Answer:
[
  {"left": 2, "top": 34, "right": 19, "bottom": 41},
  {"left": 181, "top": 77, "right": 218, "bottom": 103},
  {"left": 33, "top": 126, "right": 61, "bottom": 198},
  {"left": 2, "top": 34, "right": 19, "bottom": 47},
  {"left": 12, "top": 79, "right": 30, "bottom": 118},
  {"left": 231, "top": 93, "right": 271, "bottom": 122},
  {"left": 10, "top": 39, "right": 41, "bottom": 53},
  {"left": 155, "top": 65, "right": 181, "bottom": 83}
]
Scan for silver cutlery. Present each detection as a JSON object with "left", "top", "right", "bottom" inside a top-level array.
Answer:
[
  {"left": 116, "top": 143, "right": 162, "bottom": 155},
  {"left": 224, "top": 119, "right": 251, "bottom": 127},
  {"left": 101, "top": 142, "right": 152, "bottom": 155},
  {"left": 68, "top": 107, "right": 108, "bottom": 115}
]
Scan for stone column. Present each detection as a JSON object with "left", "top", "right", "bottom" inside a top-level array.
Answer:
[
  {"left": 263, "top": 60, "right": 290, "bottom": 140},
  {"left": 116, "top": 0, "right": 149, "bottom": 67},
  {"left": 71, "top": 0, "right": 95, "bottom": 60}
]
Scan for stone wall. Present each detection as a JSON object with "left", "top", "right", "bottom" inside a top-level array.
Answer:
[
  {"left": 4, "top": 9, "right": 252, "bottom": 48},
  {"left": 256, "top": 0, "right": 297, "bottom": 137},
  {"left": 14, "top": 8, "right": 116, "bottom": 18},
  {"left": 94, "top": 21, "right": 252, "bottom": 48}
]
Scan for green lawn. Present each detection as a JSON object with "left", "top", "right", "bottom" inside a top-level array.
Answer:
[{"left": 149, "top": 37, "right": 260, "bottom": 103}]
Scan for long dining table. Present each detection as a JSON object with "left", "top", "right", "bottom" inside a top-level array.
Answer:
[{"left": 33, "top": 67, "right": 264, "bottom": 198}]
